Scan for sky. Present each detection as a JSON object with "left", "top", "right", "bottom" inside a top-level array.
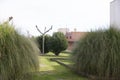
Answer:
[{"left": 0, "top": 0, "right": 113, "bottom": 36}]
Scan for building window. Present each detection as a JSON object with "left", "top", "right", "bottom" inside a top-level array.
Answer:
[{"left": 66, "top": 36, "right": 68, "bottom": 39}]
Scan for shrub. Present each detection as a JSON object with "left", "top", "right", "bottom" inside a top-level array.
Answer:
[
  {"left": 36, "top": 35, "right": 51, "bottom": 54},
  {"left": 51, "top": 32, "right": 68, "bottom": 56},
  {"left": 0, "top": 23, "right": 39, "bottom": 80},
  {"left": 71, "top": 27, "right": 120, "bottom": 79}
]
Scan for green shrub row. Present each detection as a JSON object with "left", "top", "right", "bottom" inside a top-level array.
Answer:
[
  {"left": 0, "top": 22, "right": 39, "bottom": 80},
  {"left": 71, "top": 27, "right": 120, "bottom": 79}
]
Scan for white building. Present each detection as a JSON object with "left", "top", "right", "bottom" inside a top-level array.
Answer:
[
  {"left": 110, "top": 0, "right": 120, "bottom": 28},
  {"left": 58, "top": 28, "right": 69, "bottom": 35}
]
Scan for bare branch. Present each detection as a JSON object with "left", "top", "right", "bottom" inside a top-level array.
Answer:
[
  {"left": 36, "top": 25, "right": 44, "bottom": 34},
  {"left": 44, "top": 25, "right": 53, "bottom": 34},
  {"left": 9, "top": 16, "right": 13, "bottom": 22},
  {"left": 3, "top": 16, "right": 13, "bottom": 24}
]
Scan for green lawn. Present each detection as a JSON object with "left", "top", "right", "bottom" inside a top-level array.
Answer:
[{"left": 32, "top": 52, "right": 87, "bottom": 80}]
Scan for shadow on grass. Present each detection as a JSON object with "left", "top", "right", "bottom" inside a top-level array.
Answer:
[{"left": 40, "top": 54, "right": 68, "bottom": 58}]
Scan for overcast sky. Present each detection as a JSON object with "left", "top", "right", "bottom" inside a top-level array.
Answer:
[{"left": 0, "top": 0, "right": 113, "bottom": 36}]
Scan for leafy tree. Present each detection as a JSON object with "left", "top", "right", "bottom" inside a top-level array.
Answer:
[
  {"left": 36, "top": 35, "right": 51, "bottom": 54},
  {"left": 51, "top": 32, "right": 68, "bottom": 56}
]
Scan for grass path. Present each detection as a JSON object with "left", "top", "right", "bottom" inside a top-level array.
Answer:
[{"left": 32, "top": 53, "right": 87, "bottom": 80}]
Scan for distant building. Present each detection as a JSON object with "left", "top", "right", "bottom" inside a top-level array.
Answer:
[
  {"left": 66, "top": 31, "right": 87, "bottom": 50},
  {"left": 110, "top": 0, "right": 120, "bottom": 28},
  {"left": 58, "top": 28, "right": 87, "bottom": 50},
  {"left": 58, "top": 28, "right": 69, "bottom": 35}
]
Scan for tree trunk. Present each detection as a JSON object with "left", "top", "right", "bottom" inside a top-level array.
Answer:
[{"left": 55, "top": 53, "right": 59, "bottom": 56}]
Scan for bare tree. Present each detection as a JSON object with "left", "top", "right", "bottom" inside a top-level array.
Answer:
[{"left": 36, "top": 25, "right": 52, "bottom": 54}]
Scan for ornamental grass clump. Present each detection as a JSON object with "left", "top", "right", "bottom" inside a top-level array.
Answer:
[
  {"left": 71, "top": 27, "right": 120, "bottom": 79},
  {"left": 0, "top": 23, "right": 39, "bottom": 80}
]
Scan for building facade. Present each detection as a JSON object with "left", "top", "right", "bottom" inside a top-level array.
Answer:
[
  {"left": 110, "top": 0, "right": 120, "bottom": 28},
  {"left": 58, "top": 28, "right": 87, "bottom": 50},
  {"left": 66, "top": 32, "right": 87, "bottom": 50}
]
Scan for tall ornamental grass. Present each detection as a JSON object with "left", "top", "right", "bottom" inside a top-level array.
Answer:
[
  {"left": 71, "top": 27, "right": 120, "bottom": 79},
  {"left": 0, "top": 23, "right": 39, "bottom": 80}
]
